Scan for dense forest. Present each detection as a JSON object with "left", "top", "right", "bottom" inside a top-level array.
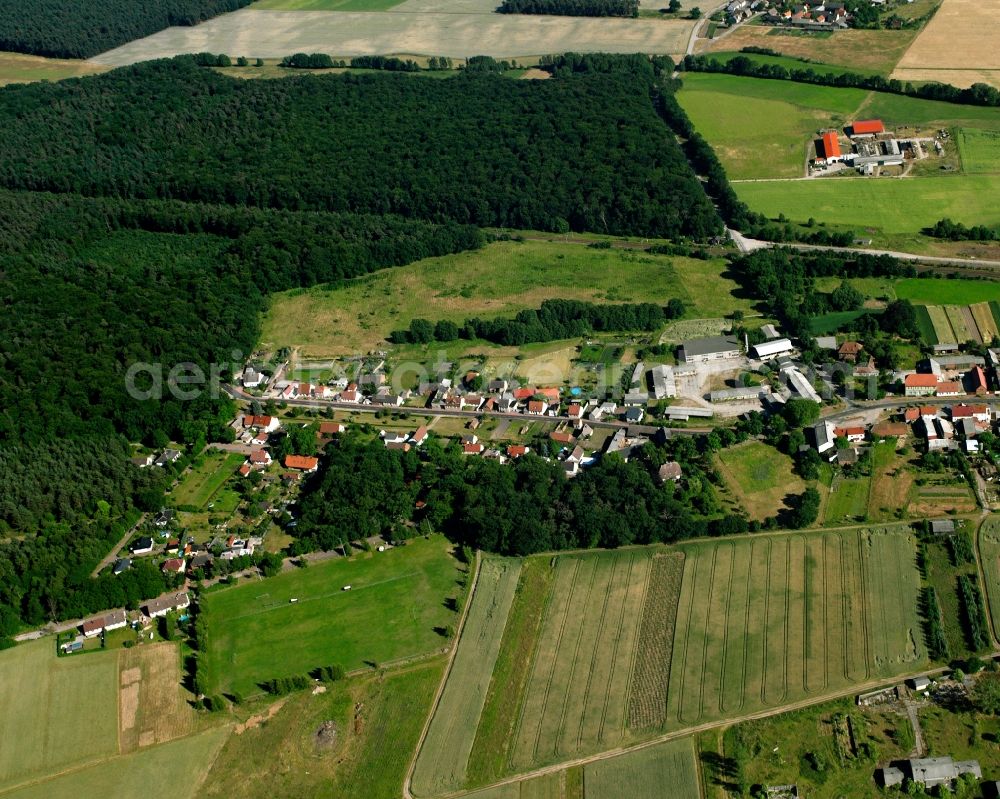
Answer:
[
  {"left": 0, "top": 189, "right": 479, "bottom": 633},
  {"left": 0, "top": 0, "right": 251, "bottom": 59},
  {"left": 497, "top": 0, "right": 639, "bottom": 16},
  {"left": 389, "top": 299, "right": 684, "bottom": 346},
  {"left": 0, "top": 58, "right": 721, "bottom": 239}
]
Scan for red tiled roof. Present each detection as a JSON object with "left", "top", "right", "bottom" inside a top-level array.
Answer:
[
  {"left": 550, "top": 431, "right": 575, "bottom": 444},
  {"left": 319, "top": 422, "right": 344, "bottom": 435},
  {"left": 507, "top": 445, "right": 528, "bottom": 458},
  {"left": 905, "top": 374, "right": 939, "bottom": 388},
  {"left": 904, "top": 407, "right": 920, "bottom": 422},
  {"left": 834, "top": 426, "right": 865, "bottom": 438},
  {"left": 527, "top": 400, "right": 546, "bottom": 413},
  {"left": 244, "top": 414, "right": 273, "bottom": 428},
  {"left": 162, "top": 558, "right": 185, "bottom": 573},
  {"left": 284, "top": 455, "right": 318, "bottom": 470},
  {"left": 937, "top": 380, "right": 962, "bottom": 394},
  {"left": 513, "top": 388, "right": 535, "bottom": 401},
  {"left": 819, "top": 131, "right": 841, "bottom": 160},
  {"left": 953, "top": 404, "right": 988, "bottom": 418},
  {"left": 851, "top": 119, "right": 884, "bottom": 135}
]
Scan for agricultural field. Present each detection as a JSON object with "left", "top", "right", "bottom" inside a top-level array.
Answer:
[
  {"left": 0, "top": 51, "right": 107, "bottom": 86},
  {"left": 262, "top": 239, "right": 752, "bottom": 356},
  {"left": 894, "top": 278, "right": 1000, "bottom": 305},
  {"left": 908, "top": 299, "right": 1000, "bottom": 345},
  {"left": 169, "top": 450, "right": 245, "bottom": 510},
  {"left": 892, "top": 0, "right": 1000, "bottom": 88},
  {"left": 199, "top": 535, "right": 464, "bottom": 696},
  {"left": 202, "top": 659, "right": 443, "bottom": 799},
  {"left": 699, "top": 27, "right": 919, "bottom": 74},
  {"left": 667, "top": 527, "right": 926, "bottom": 727},
  {"left": 0, "top": 640, "right": 119, "bottom": 792},
  {"left": 737, "top": 174, "right": 1000, "bottom": 235},
  {"left": 4, "top": 727, "right": 229, "bottom": 799},
  {"left": 90, "top": 6, "right": 695, "bottom": 66},
  {"left": 583, "top": 737, "right": 700, "bottom": 798},
  {"left": 926, "top": 304, "right": 957, "bottom": 343},
  {"left": 957, "top": 128, "right": 1000, "bottom": 173},
  {"left": 118, "top": 643, "right": 196, "bottom": 753},
  {"left": 978, "top": 516, "right": 1000, "bottom": 641},
  {"left": 412, "top": 558, "right": 522, "bottom": 797},
  {"left": 714, "top": 441, "right": 805, "bottom": 521},
  {"left": 255, "top": 0, "right": 405, "bottom": 8},
  {"left": 424, "top": 548, "right": 685, "bottom": 791}
]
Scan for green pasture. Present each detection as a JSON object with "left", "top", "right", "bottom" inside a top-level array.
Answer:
[
  {"left": 199, "top": 535, "right": 464, "bottom": 696},
  {"left": 895, "top": 278, "right": 1000, "bottom": 305},
  {"left": 584, "top": 738, "right": 700, "bottom": 798},
  {"left": 170, "top": 451, "right": 245, "bottom": 510},
  {"left": 957, "top": 128, "right": 1000, "bottom": 174}
]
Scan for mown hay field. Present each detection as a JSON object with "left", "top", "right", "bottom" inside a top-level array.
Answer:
[
  {"left": 118, "top": 643, "right": 195, "bottom": 753},
  {"left": 0, "top": 51, "right": 107, "bottom": 86},
  {"left": 893, "top": 0, "right": 1000, "bottom": 89},
  {"left": 169, "top": 450, "right": 244, "bottom": 509},
  {"left": 957, "top": 128, "right": 1000, "bottom": 174},
  {"left": 4, "top": 727, "right": 229, "bottom": 799},
  {"left": 583, "top": 737, "right": 700, "bottom": 799},
  {"left": 411, "top": 558, "right": 522, "bottom": 797},
  {"left": 0, "top": 640, "right": 119, "bottom": 792},
  {"left": 978, "top": 517, "right": 1000, "bottom": 641},
  {"left": 926, "top": 304, "right": 957, "bottom": 343},
  {"left": 715, "top": 441, "right": 805, "bottom": 521},
  {"left": 200, "top": 535, "right": 463, "bottom": 697},
  {"left": 667, "top": 527, "right": 926, "bottom": 727}
]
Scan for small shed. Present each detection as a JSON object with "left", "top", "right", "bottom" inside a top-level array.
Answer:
[
  {"left": 909, "top": 676, "right": 932, "bottom": 691},
  {"left": 930, "top": 519, "right": 956, "bottom": 534}
]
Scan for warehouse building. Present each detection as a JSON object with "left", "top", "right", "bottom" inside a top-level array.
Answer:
[
  {"left": 678, "top": 335, "right": 741, "bottom": 364},
  {"left": 849, "top": 119, "right": 885, "bottom": 138},
  {"left": 751, "top": 338, "right": 794, "bottom": 360}
]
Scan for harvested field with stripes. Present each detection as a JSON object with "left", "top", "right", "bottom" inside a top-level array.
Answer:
[
  {"left": 666, "top": 527, "right": 926, "bottom": 727},
  {"left": 927, "top": 304, "right": 956, "bottom": 344},
  {"left": 945, "top": 305, "right": 976, "bottom": 344},
  {"left": 921, "top": 302, "right": 1000, "bottom": 346},
  {"left": 584, "top": 737, "right": 699, "bottom": 799},
  {"left": 971, "top": 302, "right": 1000, "bottom": 341},
  {"left": 412, "top": 558, "right": 521, "bottom": 797},
  {"left": 118, "top": 643, "right": 195, "bottom": 753}
]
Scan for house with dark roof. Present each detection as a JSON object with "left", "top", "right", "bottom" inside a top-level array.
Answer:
[{"left": 679, "top": 335, "right": 741, "bottom": 364}]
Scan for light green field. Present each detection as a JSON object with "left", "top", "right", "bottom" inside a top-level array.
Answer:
[
  {"left": 978, "top": 517, "right": 1000, "bottom": 642},
  {"left": 0, "top": 641, "right": 119, "bottom": 792},
  {"left": 202, "top": 659, "right": 442, "bottom": 799},
  {"left": 200, "top": 535, "right": 463, "bottom": 696},
  {"left": 737, "top": 175, "right": 1000, "bottom": 234},
  {"left": 412, "top": 558, "right": 522, "bottom": 797},
  {"left": 170, "top": 451, "right": 245, "bottom": 509},
  {"left": 715, "top": 441, "right": 805, "bottom": 521},
  {"left": 896, "top": 277, "right": 1000, "bottom": 305},
  {"left": 824, "top": 477, "right": 870, "bottom": 524},
  {"left": 0, "top": 51, "right": 107, "bottom": 86},
  {"left": 255, "top": 0, "right": 404, "bottom": 8},
  {"left": 667, "top": 527, "right": 926, "bottom": 727},
  {"left": 957, "top": 128, "right": 1000, "bottom": 174},
  {"left": 262, "top": 240, "right": 751, "bottom": 355},
  {"left": 584, "top": 738, "right": 699, "bottom": 798},
  {"left": 4, "top": 727, "right": 229, "bottom": 799}
]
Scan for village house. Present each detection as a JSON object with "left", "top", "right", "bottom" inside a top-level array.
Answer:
[
  {"left": 834, "top": 425, "right": 866, "bottom": 444},
  {"left": 131, "top": 453, "right": 154, "bottom": 468},
  {"left": 527, "top": 400, "right": 548, "bottom": 416},
  {"left": 145, "top": 591, "right": 190, "bottom": 619},
  {"left": 838, "top": 341, "right": 864, "bottom": 362},
  {"left": 81, "top": 609, "right": 128, "bottom": 638},
  {"left": 131, "top": 536, "right": 154, "bottom": 555},
  {"left": 658, "top": 461, "right": 683, "bottom": 483},
  {"left": 161, "top": 557, "right": 186, "bottom": 575},
  {"left": 566, "top": 403, "right": 584, "bottom": 420},
  {"left": 410, "top": 426, "right": 429, "bottom": 446},
  {"left": 904, "top": 373, "right": 939, "bottom": 397},
  {"left": 244, "top": 414, "right": 280, "bottom": 433},
  {"left": 242, "top": 366, "right": 265, "bottom": 388},
  {"left": 463, "top": 442, "right": 485, "bottom": 455},
  {"left": 871, "top": 421, "right": 908, "bottom": 441},
  {"left": 550, "top": 430, "right": 575, "bottom": 445},
  {"left": 936, "top": 380, "right": 963, "bottom": 397},
  {"left": 249, "top": 448, "right": 272, "bottom": 468},
  {"left": 507, "top": 445, "right": 530, "bottom": 459},
  {"left": 154, "top": 449, "right": 182, "bottom": 467},
  {"left": 318, "top": 421, "right": 345, "bottom": 438},
  {"left": 112, "top": 558, "right": 131, "bottom": 575},
  {"left": 284, "top": 454, "right": 319, "bottom": 473},
  {"left": 952, "top": 404, "right": 990, "bottom": 425}
]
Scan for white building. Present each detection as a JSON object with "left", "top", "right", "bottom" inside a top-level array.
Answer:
[
  {"left": 679, "top": 335, "right": 741, "bottom": 364},
  {"left": 651, "top": 365, "right": 677, "bottom": 400},
  {"left": 751, "top": 338, "right": 794, "bottom": 360}
]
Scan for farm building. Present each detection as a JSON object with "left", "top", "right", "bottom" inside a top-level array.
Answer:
[
  {"left": 786, "top": 367, "right": 822, "bottom": 403},
  {"left": 665, "top": 405, "right": 714, "bottom": 420},
  {"left": 931, "top": 519, "right": 956, "bottom": 534},
  {"left": 904, "top": 373, "right": 939, "bottom": 397},
  {"left": 872, "top": 422, "right": 908, "bottom": 440},
  {"left": 907, "top": 757, "right": 981, "bottom": 789},
  {"left": 650, "top": 365, "right": 676, "bottom": 399},
  {"left": 849, "top": 119, "right": 885, "bottom": 137},
  {"left": 810, "top": 421, "right": 837, "bottom": 454},
  {"left": 710, "top": 386, "right": 770, "bottom": 403},
  {"left": 751, "top": 338, "right": 794, "bottom": 360},
  {"left": 679, "top": 335, "right": 741, "bottom": 364},
  {"left": 624, "top": 391, "right": 650, "bottom": 406},
  {"left": 816, "top": 131, "right": 843, "bottom": 163},
  {"left": 909, "top": 676, "right": 932, "bottom": 691}
]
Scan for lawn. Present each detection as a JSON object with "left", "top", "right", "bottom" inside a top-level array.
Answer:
[
  {"left": 412, "top": 557, "right": 522, "bottom": 797},
  {"left": 737, "top": 175, "right": 1000, "bottom": 234},
  {"left": 823, "top": 476, "right": 870, "bottom": 524},
  {"left": 867, "top": 442, "right": 914, "bottom": 523},
  {"left": 0, "top": 640, "right": 119, "bottom": 792},
  {"left": 202, "top": 659, "right": 443, "bottom": 799},
  {"left": 584, "top": 737, "right": 700, "bottom": 799},
  {"left": 714, "top": 441, "right": 805, "bottom": 521},
  {"left": 261, "top": 239, "right": 751, "bottom": 356},
  {"left": 809, "top": 310, "right": 870, "bottom": 336},
  {"left": 895, "top": 277, "right": 1000, "bottom": 305},
  {"left": 170, "top": 451, "right": 245, "bottom": 510},
  {"left": 957, "top": 128, "right": 1000, "bottom": 174},
  {"left": 977, "top": 516, "right": 1000, "bottom": 642},
  {"left": 667, "top": 527, "right": 926, "bottom": 727},
  {"left": 199, "top": 535, "right": 464, "bottom": 696},
  {"left": 5, "top": 727, "right": 229, "bottom": 799}
]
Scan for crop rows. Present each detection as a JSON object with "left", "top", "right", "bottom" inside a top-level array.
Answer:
[
  {"left": 666, "top": 528, "right": 925, "bottom": 727},
  {"left": 958, "top": 574, "right": 991, "bottom": 652},
  {"left": 926, "top": 304, "right": 956, "bottom": 344},
  {"left": 626, "top": 553, "right": 685, "bottom": 730},
  {"left": 971, "top": 302, "right": 999, "bottom": 341},
  {"left": 945, "top": 304, "right": 976, "bottom": 344}
]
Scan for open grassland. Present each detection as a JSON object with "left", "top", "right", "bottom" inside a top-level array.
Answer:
[
  {"left": 0, "top": 641, "right": 119, "bottom": 792},
  {"left": 412, "top": 558, "right": 522, "bottom": 797},
  {"left": 170, "top": 451, "right": 244, "bottom": 509},
  {"left": 4, "top": 727, "right": 229, "bottom": 799},
  {"left": 893, "top": 0, "right": 1000, "bottom": 89},
  {"left": 118, "top": 643, "right": 196, "bottom": 753},
  {"left": 510, "top": 551, "right": 653, "bottom": 771},
  {"left": 90, "top": 8, "right": 695, "bottom": 66},
  {"left": 202, "top": 659, "right": 442, "bottom": 799},
  {"left": 667, "top": 527, "right": 926, "bottom": 727},
  {"left": 263, "top": 240, "right": 749, "bottom": 355},
  {"left": 823, "top": 476, "right": 869, "bottom": 524},
  {"left": 714, "top": 441, "right": 805, "bottom": 521},
  {"left": 737, "top": 175, "right": 1000, "bottom": 234},
  {"left": 699, "top": 27, "right": 919, "bottom": 74},
  {"left": 0, "top": 52, "right": 106, "bottom": 86},
  {"left": 972, "top": 302, "right": 1000, "bottom": 340},
  {"left": 945, "top": 304, "right": 975, "bottom": 342},
  {"left": 584, "top": 737, "right": 700, "bottom": 799},
  {"left": 978, "top": 517, "right": 1000, "bottom": 641},
  {"left": 896, "top": 278, "right": 1000, "bottom": 305},
  {"left": 255, "top": 0, "right": 405, "bottom": 8},
  {"left": 957, "top": 128, "right": 1000, "bottom": 174},
  {"left": 867, "top": 443, "right": 916, "bottom": 523},
  {"left": 199, "top": 535, "right": 463, "bottom": 697}
]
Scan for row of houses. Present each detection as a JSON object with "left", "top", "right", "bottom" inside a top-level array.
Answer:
[{"left": 73, "top": 591, "right": 191, "bottom": 643}]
